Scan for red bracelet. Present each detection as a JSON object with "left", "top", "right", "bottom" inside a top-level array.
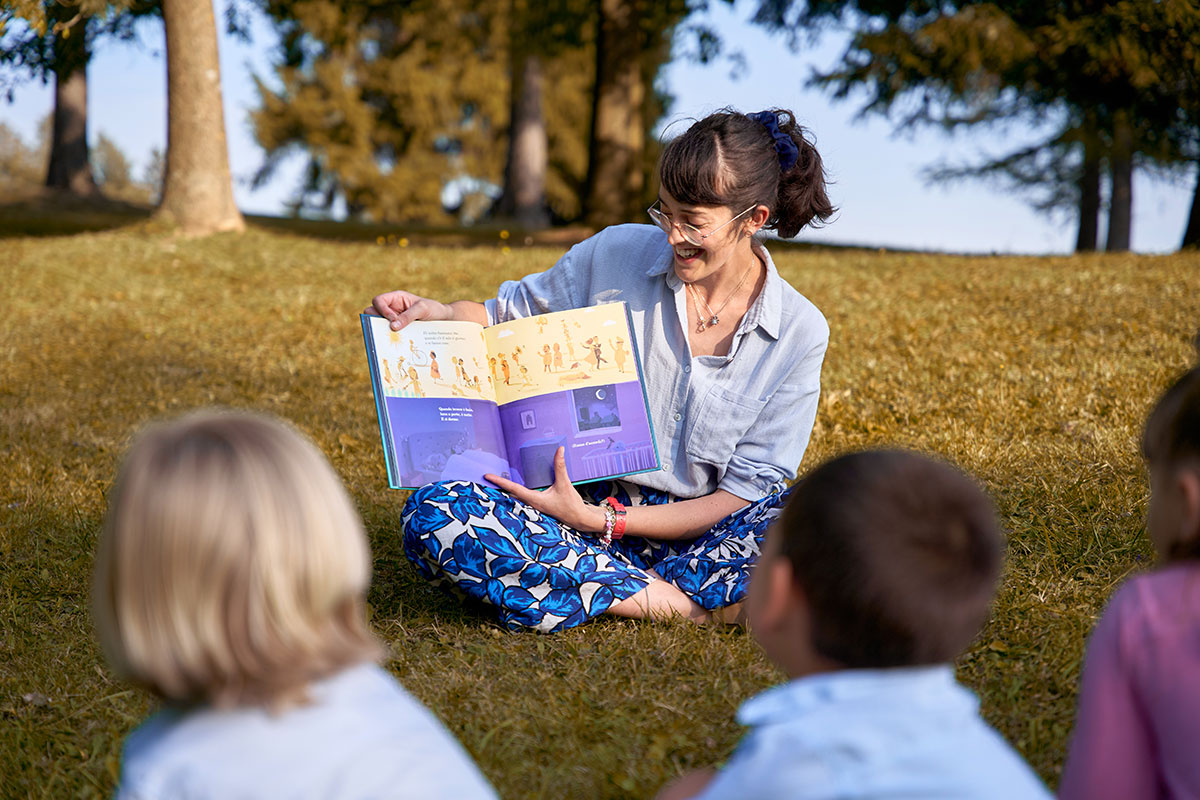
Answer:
[{"left": 604, "top": 496, "right": 627, "bottom": 540}]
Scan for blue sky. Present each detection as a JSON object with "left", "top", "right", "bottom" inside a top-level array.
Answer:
[{"left": 2, "top": 0, "right": 1194, "bottom": 253}]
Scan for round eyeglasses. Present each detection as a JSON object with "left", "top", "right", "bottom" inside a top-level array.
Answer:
[{"left": 647, "top": 203, "right": 757, "bottom": 247}]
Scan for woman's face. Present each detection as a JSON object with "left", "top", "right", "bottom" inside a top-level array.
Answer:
[{"left": 656, "top": 189, "right": 758, "bottom": 284}]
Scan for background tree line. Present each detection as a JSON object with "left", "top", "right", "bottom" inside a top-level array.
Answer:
[{"left": 2, "top": 0, "right": 1197, "bottom": 249}]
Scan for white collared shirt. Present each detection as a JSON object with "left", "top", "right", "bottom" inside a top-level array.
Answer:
[
  {"left": 485, "top": 223, "right": 828, "bottom": 501},
  {"left": 696, "top": 666, "right": 1052, "bottom": 799}
]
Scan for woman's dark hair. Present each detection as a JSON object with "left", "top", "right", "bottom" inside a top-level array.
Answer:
[
  {"left": 658, "top": 108, "right": 835, "bottom": 239},
  {"left": 1142, "top": 365, "right": 1200, "bottom": 561}
]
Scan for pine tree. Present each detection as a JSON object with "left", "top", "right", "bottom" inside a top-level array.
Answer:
[{"left": 749, "top": 0, "right": 1200, "bottom": 252}]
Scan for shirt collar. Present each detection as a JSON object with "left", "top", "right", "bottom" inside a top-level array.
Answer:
[
  {"left": 736, "top": 665, "right": 967, "bottom": 727},
  {"left": 646, "top": 235, "right": 784, "bottom": 341}
]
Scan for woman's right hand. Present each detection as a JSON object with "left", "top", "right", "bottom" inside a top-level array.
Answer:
[{"left": 364, "top": 290, "right": 454, "bottom": 331}]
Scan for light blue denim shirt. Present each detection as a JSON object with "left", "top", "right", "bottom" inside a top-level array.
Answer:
[
  {"left": 692, "top": 666, "right": 1052, "bottom": 800},
  {"left": 115, "top": 663, "right": 498, "bottom": 800},
  {"left": 485, "top": 224, "right": 828, "bottom": 501}
]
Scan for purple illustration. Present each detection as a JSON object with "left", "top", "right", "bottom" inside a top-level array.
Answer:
[
  {"left": 384, "top": 397, "right": 515, "bottom": 489},
  {"left": 497, "top": 381, "right": 656, "bottom": 488}
]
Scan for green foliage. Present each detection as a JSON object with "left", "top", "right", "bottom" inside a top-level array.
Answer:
[
  {"left": 749, "top": 0, "right": 1200, "bottom": 229},
  {"left": 0, "top": 1, "right": 157, "bottom": 84},
  {"left": 0, "top": 120, "right": 44, "bottom": 187},
  {"left": 251, "top": 0, "right": 534, "bottom": 223},
  {"left": 250, "top": 0, "right": 690, "bottom": 225},
  {"left": 91, "top": 133, "right": 155, "bottom": 204},
  {"left": 2, "top": 222, "right": 1199, "bottom": 796}
]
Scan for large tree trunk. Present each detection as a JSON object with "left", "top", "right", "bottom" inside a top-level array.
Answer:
[
  {"left": 1105, "top": 111, "right": 1133, "bottom": 252},
  {"left": 155, "top": 0, "right": 244, "bottom": 235},
  {"left": 1074, "top": 132, "right": 1100, "bottom": 252},
  {"left": 584, "top": 0, "right": 644, "bottom": 228},
  {"left": 496, "top": 50, "right": 549, "bottom": 229},
  {"left": 44, "top": 14, "right": 97, "bottom": 195},
  {"left": 1182, "top": 162, "right": 1200, "bottom": 250}
]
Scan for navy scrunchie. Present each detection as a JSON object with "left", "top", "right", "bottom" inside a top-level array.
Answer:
[{"left": 748, "top": 110, "right": 800, "bottom": 172}]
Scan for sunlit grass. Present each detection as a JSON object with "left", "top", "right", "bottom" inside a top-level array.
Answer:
[{"left": 1, "top": 222, "right": 1197, "bottom": 797}]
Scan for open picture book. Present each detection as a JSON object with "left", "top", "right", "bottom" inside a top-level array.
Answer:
[{"left": 361, "top": 302, "right": 660, "bottom": 490}]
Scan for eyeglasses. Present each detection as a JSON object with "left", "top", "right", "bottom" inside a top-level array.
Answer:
[{"left": 646, "top": 203, "right": 757, "bottom": 247}]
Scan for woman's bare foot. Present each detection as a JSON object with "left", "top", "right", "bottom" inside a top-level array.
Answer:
[
  {"left": 707, "top": 602, "right": 747, "bottom": 627},
  {"left": 607, "top": 579, "right": 710, "bottom": 623}
]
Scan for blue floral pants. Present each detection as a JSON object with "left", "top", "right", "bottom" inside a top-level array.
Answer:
[{"left": 401, "top": 479, "right": 792, "bottom": 633}]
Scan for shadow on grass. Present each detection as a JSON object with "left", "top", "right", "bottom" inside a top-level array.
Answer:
[
  {"left": 0, "top": 191, "right": 154, "bottom": 238},
  {"left": 0, "top": 192, "right": 875, "bottom": 254}
]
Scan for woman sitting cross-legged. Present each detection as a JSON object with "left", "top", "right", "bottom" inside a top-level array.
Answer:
[{"left": 366, "top": 108, "right": 833, "bottom": 633}]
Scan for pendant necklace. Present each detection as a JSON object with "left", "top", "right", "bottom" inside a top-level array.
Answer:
[{"left": 687, "top": 259, "right": 756, "bottom": 333}]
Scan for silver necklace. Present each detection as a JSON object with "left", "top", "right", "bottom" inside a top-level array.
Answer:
[{"left": 687, "top": 260, "right": 755, "bottom": 332}]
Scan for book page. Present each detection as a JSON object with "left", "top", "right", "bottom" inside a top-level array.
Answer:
[
  {"left": 362, "top": 316, "right": 514, "bottom": 489},
  {"left": 483, "top": 304, "right": 658, "bottom": 488},
  {"left": 483, "top": 304, "right": 636, "bottom": 404}
]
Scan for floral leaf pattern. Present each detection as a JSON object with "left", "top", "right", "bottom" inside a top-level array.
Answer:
[{"left": 401, "top": 479, "right": 791, "bottom": 633}]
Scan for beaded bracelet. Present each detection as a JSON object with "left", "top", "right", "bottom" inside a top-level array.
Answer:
[
  {"left": 599, "top": 501, "right": 616, "bottom": 546},
  {"left": 604, "top": 496, "right": 627, "bottom": 540}
]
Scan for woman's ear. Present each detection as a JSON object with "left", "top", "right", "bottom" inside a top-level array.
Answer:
[{"left": 745, "top": 204, "right": 771, "bottom": 236}]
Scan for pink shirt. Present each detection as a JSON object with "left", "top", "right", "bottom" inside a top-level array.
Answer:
[{"left": 1059, "top": 564, "right": 1200, "bottom": 800}]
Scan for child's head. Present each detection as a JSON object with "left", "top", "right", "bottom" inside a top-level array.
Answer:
[
  {"left": 750, "top": 450, "right": 1005, "bottom": 675},
  {"left": 93, "top": 410, "right": 381, "bottom": 709},
  {"left": 1142, "top": 366, "right": 1200, "bottom": 561}
]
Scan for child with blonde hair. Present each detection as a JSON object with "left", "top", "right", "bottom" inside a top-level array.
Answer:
[
  {"left": 1059, "top": 366, "right": 1200, "bottom": 799},
  {"left": 658, "top": 450, "right": 1050, "bottom": 799},
  {"left": 94, "top": 410, "right": 497, "bottom": 799}
]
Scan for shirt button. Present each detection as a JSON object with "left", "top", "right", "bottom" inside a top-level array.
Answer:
[
  {"left": 683, "top": 365, "right": 691, "bottom": 373},
  {"left": 662, "top": 460, "right": 671, "bottom": 469},
  {"left": 673, "top": 412, "right": 682, "bottom": 421}
]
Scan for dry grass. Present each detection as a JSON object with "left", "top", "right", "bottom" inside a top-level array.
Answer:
[{"left": 1, "top": 220, "right": 1197, "bottom": 798}]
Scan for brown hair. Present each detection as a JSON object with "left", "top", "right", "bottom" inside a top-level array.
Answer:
[
  {"left": 1142, "top": 365, "right": 1200, "bottom": 561},
  {"left": 93, "top": 410, "right": 382, "bottom": 709},
  {"left": 777, "top": 450, "right": 1005, "bottom": 668},
  {"left": 658, "top": 108, "right": 835, "bottom": 238}
]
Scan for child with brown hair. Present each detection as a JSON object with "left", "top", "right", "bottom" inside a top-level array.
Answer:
[
  {"left": 94, "top": 410, "right": 497, "bottom": 799},
  {"left": 658, "top": 449, "right": 1051, "bottom": 799},
  {"left": 1059, "top": 366, "right": 1200, "bottom": 799}
]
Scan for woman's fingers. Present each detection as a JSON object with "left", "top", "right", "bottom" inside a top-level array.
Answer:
[{"left": 484, "top": 473, "right": 535, "bottom": 504}]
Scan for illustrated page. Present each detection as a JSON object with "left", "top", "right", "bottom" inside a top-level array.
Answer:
[
  {"left": 483, "top": 304, "right": 658, "bottom": 488},
  {"left": 363, "top": 316, "right": 513, "bottom": 489}
]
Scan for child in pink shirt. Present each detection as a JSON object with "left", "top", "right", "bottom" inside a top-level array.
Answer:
[{"left": 1059, "top": 365, "right": 1200, "bottom": 799}]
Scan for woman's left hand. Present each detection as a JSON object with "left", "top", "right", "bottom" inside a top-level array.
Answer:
[{"left": 485, "top": 448, "right": 606, "bottom": 533}]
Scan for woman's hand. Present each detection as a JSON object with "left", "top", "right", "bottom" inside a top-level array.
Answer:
[
  {"left": 364, "top": 290, "right": 454, "bottom": 331},
  {"left": 485, "top": 447, "right": 606, "bottom": 533}
]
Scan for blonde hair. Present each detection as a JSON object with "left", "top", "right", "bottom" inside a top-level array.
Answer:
[{"left": 93, "top": 410, "right": 382, "bottom": 708}]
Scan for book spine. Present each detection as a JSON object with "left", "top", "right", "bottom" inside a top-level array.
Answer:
[{"left": 360, "top": 315, "right": 401, "bottom": 489}]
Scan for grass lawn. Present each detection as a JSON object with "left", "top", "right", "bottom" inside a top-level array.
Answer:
[{"left": 1, "top": 218, "right": 1197, "bottom": 798}]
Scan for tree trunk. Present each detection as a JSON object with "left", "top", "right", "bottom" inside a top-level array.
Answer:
[
  {"left": 497, "top": 50, "right": 549, "bottom": 229},
  {"left": 584, "top": 0, "right": 644, "bottom": 228},
  {"left": 155, "top": 0, "right": 244, "bottom": 235},
  {"left": 44, "top": 15, "right": 97, "bottom": 195},
  {"left": 1182, "top": 162, "right": 1200, "bottom": 250},
  {"left": 1074, "top": 133, "right": 1100, "bottom": 252},
  {"left": 1105, "top": 111, "right": 1133, "bottom": 252}
]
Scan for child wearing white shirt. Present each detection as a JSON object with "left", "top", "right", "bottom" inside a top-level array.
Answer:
[
  {"left": 94, "top": 410, "right": 498, "bottom": 800},
  {"left": 657, "top": 450, "right": 1051, "bottom": 800}
]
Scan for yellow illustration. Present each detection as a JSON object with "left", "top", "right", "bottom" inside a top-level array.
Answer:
[
  {"left": 368, "top": 318, "right": 494, "bottom": 401},
  {"left": 484, "top": 303, "right": 636, "bottom": 406},
  {"left": 368, "top": 304, "right": 637, "bottom": 406}
]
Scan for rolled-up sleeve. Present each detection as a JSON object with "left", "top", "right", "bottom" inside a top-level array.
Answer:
[{"left": 719, "top": 315, "right": 828, "bottom": 501}]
